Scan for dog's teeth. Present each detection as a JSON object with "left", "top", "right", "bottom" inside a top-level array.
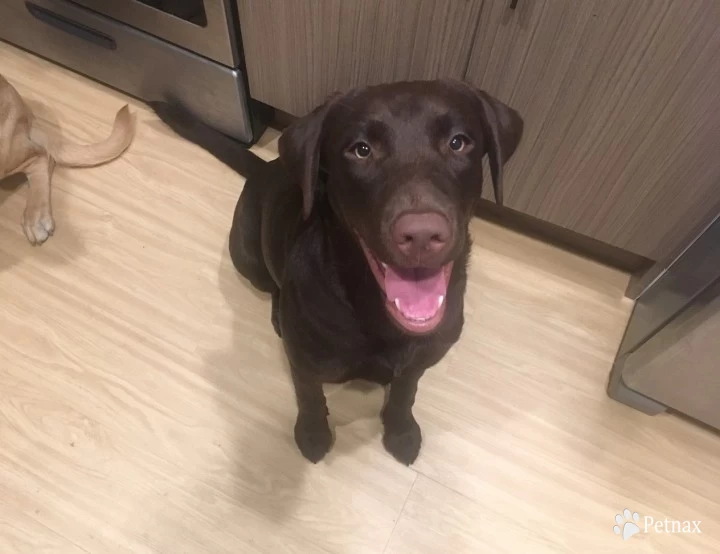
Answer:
[
  {"left": 409, "top": 315, "right": 431, "bottom": 323},
  {"left": 394, "top": 298, "right": 401, "bottom": 310},
  {"left": 438, "top": 295, "right": 444, "bottom": 307},
  {"left": 381, "top": 263, "right": 388, "bottom": 269}
]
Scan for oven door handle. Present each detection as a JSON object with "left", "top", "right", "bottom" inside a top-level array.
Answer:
[{"left": 25, "top": 2, "right": 117, "bottom": 50}]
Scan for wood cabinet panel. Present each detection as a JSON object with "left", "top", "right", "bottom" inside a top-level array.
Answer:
[
  {"left": 466, "top": 0, "right": 720, "bottom": 260},
  {"left": 236, "top": 0, "right": 483, "bottom": 116}
]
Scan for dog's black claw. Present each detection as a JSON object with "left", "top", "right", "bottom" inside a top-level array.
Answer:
[
  {"left": 383, "top": 417, "right": 422, "bottom": 465},
  {"left": 294, "top": 416, "right": 333, "bottom": 463}
]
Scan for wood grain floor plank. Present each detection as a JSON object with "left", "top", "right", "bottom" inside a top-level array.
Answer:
[{"left": 386, "top": 474, "right": 718, "bottom": 554}]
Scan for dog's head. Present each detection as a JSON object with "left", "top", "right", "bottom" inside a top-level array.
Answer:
[{"left": 279, "top": 80, "right": 523, "bottom": 334}]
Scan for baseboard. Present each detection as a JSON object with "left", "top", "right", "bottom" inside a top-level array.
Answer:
[{"left": 475, "top": 200, "right": 655, "bottom": 278}]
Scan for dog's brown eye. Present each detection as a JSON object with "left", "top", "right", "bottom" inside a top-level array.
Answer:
[
  {"left": 449, "top": 134, "right": 468, "bottom": 152},
  {"left": 352, "top": 142, "right": 372, "bottom": 159}
]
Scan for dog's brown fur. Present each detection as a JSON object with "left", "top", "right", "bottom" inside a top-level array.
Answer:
[{"left": 0, "top": 74, "right": 135, "bottom": 244}]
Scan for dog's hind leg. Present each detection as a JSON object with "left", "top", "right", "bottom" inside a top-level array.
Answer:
[
  {"left": 22, "top": 154, "right": 55, "bottom": 245},
  {"left": 229, "top": 190, "right": 282, "bottom": 337},
  {"left": 228, "top": 183, "right": 275, "bottom": 293},
  {"left": 271, "top": 288, "right": 282, "bottom": 337}
]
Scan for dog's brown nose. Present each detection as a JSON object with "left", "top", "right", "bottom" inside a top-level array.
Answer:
[{"left": 392, "top": 212, "right": 451, "bottom": 260}]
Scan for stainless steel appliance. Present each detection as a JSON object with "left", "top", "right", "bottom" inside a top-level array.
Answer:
[
  {"left": 0, "top": 0, "right": 264, "bottom": 144},
  {"left": 608, "top": 212, "right": 720, "bottom": 430}
]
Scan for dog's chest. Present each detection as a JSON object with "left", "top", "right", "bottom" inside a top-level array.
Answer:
[{"left": 328, "top": 334, "right": 455, "bottom": 383}]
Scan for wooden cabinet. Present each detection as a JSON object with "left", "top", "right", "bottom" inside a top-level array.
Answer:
[
  {"left": 236, "top": 0, "right": 482, "bottom": 116},
  {"left": 237, "top": 0, "right": 720, "bottom": 262},
  {"left": 466, "top": 0, "right": 720, "bottom": 260}
]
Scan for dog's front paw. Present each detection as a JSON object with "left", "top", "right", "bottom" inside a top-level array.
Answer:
[
  {"left": 294, "top": 414, "right": 333, "bottom": 463},
  {"left": 22, "top": 206, "right": 55, "bottom": 245},
  {"left": 383, "top": 416, "right": 422, "bottom": 465}
]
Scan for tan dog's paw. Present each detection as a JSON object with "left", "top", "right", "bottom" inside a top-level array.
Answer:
[{"left": 22, "top": 206, "right": 55, "bottom": 245}]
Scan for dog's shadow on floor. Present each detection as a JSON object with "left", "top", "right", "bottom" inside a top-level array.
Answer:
[
  {"left": 0, "top": 175, "right": 25, "bottom": 274},
  {"left": 0, "top": 173, "right": 26, "bottom": 209},
  {"left": 202, "top": 246, "right": 385, "bottom": 524}
]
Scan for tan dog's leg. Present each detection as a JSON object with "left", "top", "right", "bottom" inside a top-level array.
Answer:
[{"left": 22, "top": 154, "right": 55, "bottom": 245}]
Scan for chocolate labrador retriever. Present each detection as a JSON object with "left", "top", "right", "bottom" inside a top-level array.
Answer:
[{"left": 153, "top": 79, "right": 522, "bottom": 464}]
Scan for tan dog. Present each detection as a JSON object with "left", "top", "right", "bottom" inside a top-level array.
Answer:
[{"left": 0, "top": 74, "right": 134, "bottom": 244}]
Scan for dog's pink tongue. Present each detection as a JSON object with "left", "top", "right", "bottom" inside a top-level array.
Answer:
[{"left": 384, "top": 266, "right": 447, "bottom": 320}]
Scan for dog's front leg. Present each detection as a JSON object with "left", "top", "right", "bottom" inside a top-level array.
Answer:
[
  {"left": 382, "top": 368, "right": 425, "bottom": 465},
  {"left": 291, "top": 370, "right": 332, "bottom": 463}
]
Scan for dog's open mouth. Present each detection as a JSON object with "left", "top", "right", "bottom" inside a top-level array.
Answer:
[{"left": 359, "top": 239, "right": 452, "bottom": 334}]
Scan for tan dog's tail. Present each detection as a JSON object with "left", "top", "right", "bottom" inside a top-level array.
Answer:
[{"left": 42, "top": 105, "right": 135, "bottom": 167}]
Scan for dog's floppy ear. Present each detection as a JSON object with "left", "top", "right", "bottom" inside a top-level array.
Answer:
[
  {"left": 278, "top": 93, "right": 342, "bottom": 219},
  {"left": 473, "top": 90, "right": 523, "bottom": 206}
]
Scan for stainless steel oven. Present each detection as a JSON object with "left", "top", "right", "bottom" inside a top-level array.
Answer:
[{"left": 0, "top": 0, "right": 263, "bottom": 144}]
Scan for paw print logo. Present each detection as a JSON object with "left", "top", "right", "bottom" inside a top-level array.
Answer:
[{"left": 613, "top": 509, "right": 641, "bottom": 540}]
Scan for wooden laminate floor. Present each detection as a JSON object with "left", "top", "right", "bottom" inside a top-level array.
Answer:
[{"left": 1, "top": 43, "right": 719, "bottom": 554}]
